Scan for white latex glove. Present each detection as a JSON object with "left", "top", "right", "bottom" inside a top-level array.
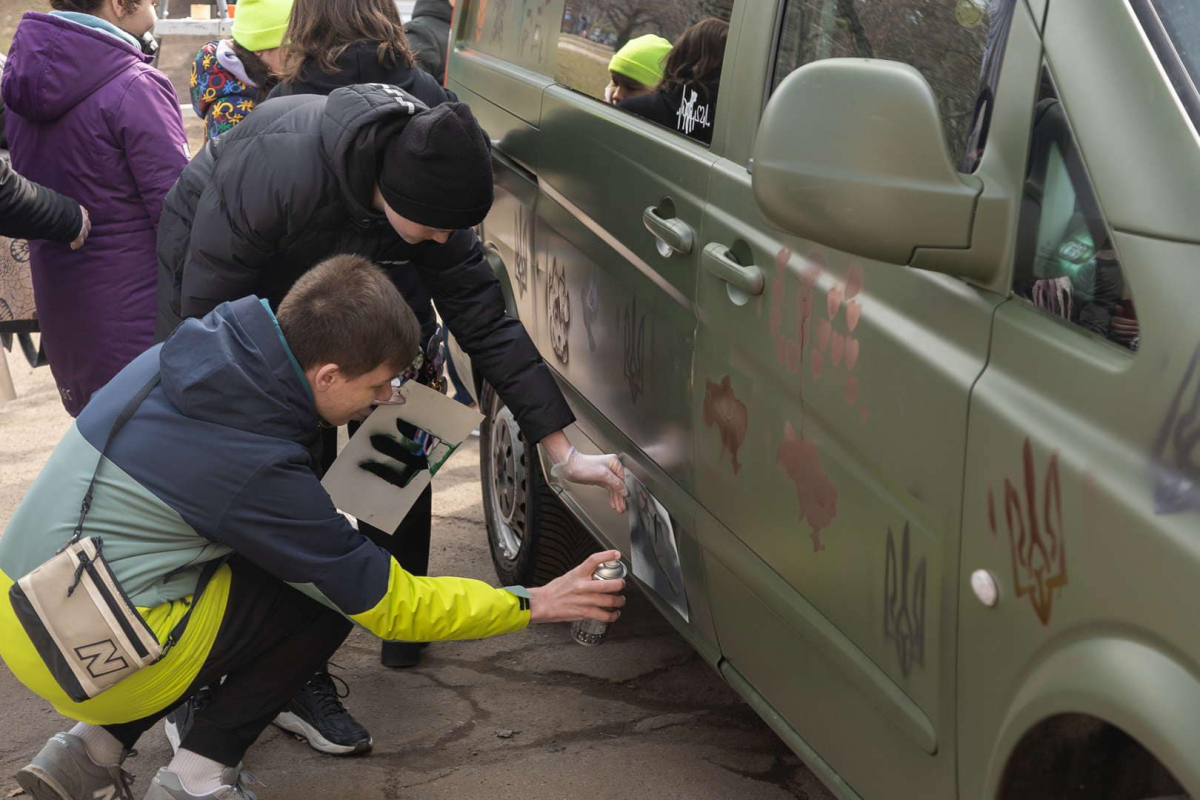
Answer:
[
  {"left": 550, "top": 446, "right": 628, "bottom": 513},
  {"left": 70, "top": 207, "right": 90, "bottom": 251}
]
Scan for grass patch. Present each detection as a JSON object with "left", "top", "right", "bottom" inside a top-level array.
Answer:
[{"left": 553, "top": 33, "right": 613, "bottom": 102}]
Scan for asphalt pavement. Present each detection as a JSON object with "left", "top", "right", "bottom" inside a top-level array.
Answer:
[{"left": 0, "top": 355, "right": 833, "bottom": 799}]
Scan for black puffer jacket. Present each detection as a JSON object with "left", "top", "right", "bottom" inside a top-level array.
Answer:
[
  {"left": 0, "top": 157, "right": 82, "bottom": 244},
  {"left": 155, "top": 84, "right": 573, "bottom": 441},
  {"left": 265, "top": 40, "right": 459, "bottom": 344},
  {"left": 268, "top": 40, "right": 451, "bottom": 104},
  {"left": 405, "top": 0, "right": 452, "bottom": 84}
]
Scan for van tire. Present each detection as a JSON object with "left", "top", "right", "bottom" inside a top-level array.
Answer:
[{"left": 480, "top": 382, "right": 593, "bottom": 587}]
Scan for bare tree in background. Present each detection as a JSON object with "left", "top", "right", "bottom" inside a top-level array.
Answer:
[
  {"left": 600, "top": 0, "right": 691, "bottom": 47},
  {"left": 563, "top": 0, "right": 736, "bottom": 48}
]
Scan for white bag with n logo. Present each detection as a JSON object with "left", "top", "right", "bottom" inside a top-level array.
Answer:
[
  {"left": 11, "top": 536, "right": 163, "bottom": 701},
  {"left": 7, "top": 373, "right": 222, "bottom": 702}
]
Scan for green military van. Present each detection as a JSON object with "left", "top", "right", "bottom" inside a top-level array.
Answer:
[{"left": 443, "top": 1, "right": 1200, "bottom": 797}]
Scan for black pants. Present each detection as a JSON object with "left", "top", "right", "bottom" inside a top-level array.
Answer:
[
  {"left": 320, "top": 424, "right": 432, "bottom": 577},
  {"left": 102, "top": 558, "right": 352, "bottom": 765}
]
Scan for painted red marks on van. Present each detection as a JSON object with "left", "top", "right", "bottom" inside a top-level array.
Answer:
[
  {"left": 844, "top": 375, "right": 859, "bottom": 405},
  {"left": 769, "top": 248, "right": 822, "bottom": 395},
  {"left": 826, "top": 285, "right": 844, "bottom": 320},
  {"left": 775, "top": 251, "right": 866, "bottom": 420},
  {"left": 846, "top": 300, "right": 862, "bottom": 332},
  {"left": 703, "top": 376, "right": 749, "bottom": 475},
  {"left": 831, "top": 332, "right": 845, "bottom": 366},
  {"left": 986, "top": 438, "right": 1068, "bottom": 625},
  {"left": 845, "top": 264, "right": 863, "bottom": 300},
  {"left": 777, "top": 422, "right": 839, "bottom": 551},
  {"left": 817, "top": 317, "right": 832, "bottom": 351}
]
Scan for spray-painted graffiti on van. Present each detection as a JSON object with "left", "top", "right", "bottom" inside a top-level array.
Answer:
[
  {"left": 884, "top": 523, "right": 926, "bottom": 677},
  {"left": 703, "top": 375, "right": 748, "bottom": 474},
  {"left": 622, "top": 298, "right": 646, "bottom": 403},
  {"left": 548, "top": 258, "right": 570, "bottom": 365},
  {"left": 986, "top": 438, "right": 1068, "bottom": 625}
]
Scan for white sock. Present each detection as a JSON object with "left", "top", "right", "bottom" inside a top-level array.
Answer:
[
  {"left": 68, "top": 722, "right": 124, "bottom": 767},
  {"left": 168, "top": 748, "right": 228, "bottom": 795}
]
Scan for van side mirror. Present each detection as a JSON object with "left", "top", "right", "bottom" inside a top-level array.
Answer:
[{"left": 752, "top": 59, "right": 982, "bottom": 267}]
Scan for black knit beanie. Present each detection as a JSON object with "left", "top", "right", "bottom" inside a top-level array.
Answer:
[{"left": 378, "top": 102, "right": 493, "bottom": 230}]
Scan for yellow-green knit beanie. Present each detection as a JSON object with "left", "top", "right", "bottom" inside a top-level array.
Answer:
[
  {"left": 231, "top": 0, "right": 293, "bottom": 51},
  {"left": 607, "top": 34, "right": 672, "bottom": 88}
]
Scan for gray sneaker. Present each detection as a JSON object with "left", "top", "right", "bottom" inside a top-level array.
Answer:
[
  {"left": 15, "top": 732, "right": 134, "bottom": 800},
  {"left": 143, "top": 765, "right": 260, "bottom": 800}
]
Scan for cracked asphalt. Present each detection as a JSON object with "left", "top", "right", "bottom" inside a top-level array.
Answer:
[{"left": 0, "top": 356, "right": 834, "bottom": 799}]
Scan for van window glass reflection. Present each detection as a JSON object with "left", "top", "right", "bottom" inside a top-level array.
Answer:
[
  {"left": 772, "top": 0, "right": 1017, "bottom": 169},
  {"left": 557, "top": 0, "right": 735, "bottom": 146}
]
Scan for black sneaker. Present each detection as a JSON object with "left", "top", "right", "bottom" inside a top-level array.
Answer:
[
  {"left": 164, "top": 686, "right": 212, "bottom": 754},
  {"left": 272, "top": 671, "right": 372, "bottom": 755}
]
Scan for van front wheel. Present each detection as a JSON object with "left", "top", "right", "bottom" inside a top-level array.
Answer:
[{"left": 479, "top": 382, "right": 592, "bottom": 587}]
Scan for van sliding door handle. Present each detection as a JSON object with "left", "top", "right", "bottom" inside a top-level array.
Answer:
[
  {"left": 643, "top": 206, "right": 694, "bottom": 256},
  {"left": 702, "top": 243, "right": 764, "bottom": 296}
]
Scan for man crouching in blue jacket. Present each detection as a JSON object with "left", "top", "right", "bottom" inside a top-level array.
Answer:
[{"left": 0, "top": 255, "right": 627, "bottom": 800}]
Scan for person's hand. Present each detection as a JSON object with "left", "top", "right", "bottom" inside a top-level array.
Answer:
[
  {"left": 1111, "top": 317, "right": 1139, "bottom": 343},
  {"left": 527, "top": 550, "right": 626, "bottom": 624},
  {"left": 550, "top": 446, "right": 628, "bottom": 513},
  {"left": 70, "top": 207, "right": 90, "bottom": 250},
  {"left": 604, "top": 81, "right": 617, "bottom": 104}
]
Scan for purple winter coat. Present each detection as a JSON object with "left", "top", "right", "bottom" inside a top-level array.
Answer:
[{"left": 2, "top": 12, "right": 188, "bottom": 415}]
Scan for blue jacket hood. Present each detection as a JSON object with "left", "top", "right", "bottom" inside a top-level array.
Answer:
[{"left": 159, "top": 297, "right": 319, "bottom": 443}]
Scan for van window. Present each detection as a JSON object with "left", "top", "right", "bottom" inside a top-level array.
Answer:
[
  {"left": 555, "top": 0, "right": 736, "bottom": 146},
  {"left": 1013, "top": 71, "right": 1139, "bottom": 352},
  {"left": 1133, "top": 0, "right": 1200, "bottom": 130},
  {"left": 771, "top": 0, "right": 1017, "bottom": 170},
  {"left": 460, "top": 0, "right": 565, "bottom": 75}
]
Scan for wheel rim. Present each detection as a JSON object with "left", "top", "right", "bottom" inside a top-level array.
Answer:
[{"left": 488, "top": 399, "right": 527, "bottom": 562}]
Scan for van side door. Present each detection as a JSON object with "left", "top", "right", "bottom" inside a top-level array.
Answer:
[
  {"left": 691, "top": 2, "right": 1038, "bottom": 797},
  {"left": 532, "top": 1, "right": 729, "bottom": 565}
]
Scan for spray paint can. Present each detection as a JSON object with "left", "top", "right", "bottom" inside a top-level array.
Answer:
[{"left": 570, "top": 559, "right": 628, "bottom": 646}]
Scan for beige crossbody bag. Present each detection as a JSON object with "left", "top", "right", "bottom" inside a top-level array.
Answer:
[{"left": 8, "top": 374, "right": 222, "bottom": 702}]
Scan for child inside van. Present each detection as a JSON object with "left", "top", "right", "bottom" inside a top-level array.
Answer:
[
  {"left": 604, "top": 33, "right": 671, "bottom": 104},
  {"left": 619, "top": 18, "right": 728, "bottom": 145}
]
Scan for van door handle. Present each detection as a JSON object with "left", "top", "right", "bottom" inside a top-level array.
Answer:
[
  {"left": 702, "top": 243, "right": 764, "bottom": 296},
  {"left": 643, "top": 206, "right": 694, "bottom": 255}
]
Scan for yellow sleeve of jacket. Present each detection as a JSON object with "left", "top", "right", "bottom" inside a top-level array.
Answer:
[
  {"left": 216, "top": 456, "right": 532, "bottom": 643},
  {"left": 349, "top": 559, "right": 531, "bottom": 642}
]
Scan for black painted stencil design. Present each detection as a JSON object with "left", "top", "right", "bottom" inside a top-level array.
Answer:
[
  {"left": 548, "top": 259, "right": 570, "bottom": 365},
  {"left": 884, "top": 523, "right": 926, "bottom": 677}
]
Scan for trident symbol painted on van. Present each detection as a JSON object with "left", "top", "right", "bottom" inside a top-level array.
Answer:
[{"left": 986, "top": 438, "right": 1068, "bottom": 625}]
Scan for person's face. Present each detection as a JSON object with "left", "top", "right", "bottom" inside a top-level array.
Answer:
[
  {"left": 610, "top": 81, "right": 650, "bottom": 104},
  {"left": 308, "top": 362, "right": 397, "bottom": 426},
  {"left": 108, "top": 0, "right": 158, "bottom": 38},
  {"left": 257, "top": 46, "right": 286, "bottom": 75},
  {"left": 381, "top": 197, "right": 455, "bottom": 245},
  {"left": 608, "top": 74, "right": 651, "bottom": 104}
]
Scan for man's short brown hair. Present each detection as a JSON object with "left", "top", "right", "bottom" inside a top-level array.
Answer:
[{"left": 276, "top": 255, "right": 420, "bottom": 377}]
